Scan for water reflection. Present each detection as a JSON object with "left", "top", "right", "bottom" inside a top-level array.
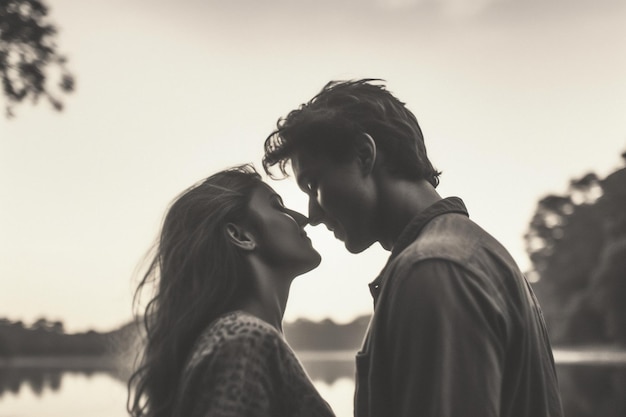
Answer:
[
  {"left": 0, "top": 367, "right": 63, "bottom": 396},
  {"left": 300, "top": 354, "right": 356, "bottom": 384},
  {"left": 0, "top": 359, "right": 128, "bottom": 399},
  {"left": 0, "top": 353, "right": 625, "bottom": 417},
  {"left": 557, "top": 363, "right": 626, "bottom": 417}
]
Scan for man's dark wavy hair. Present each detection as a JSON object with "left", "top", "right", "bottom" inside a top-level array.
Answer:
[{"left": 263, "top": 79, "right": 441, "bottom": 187}]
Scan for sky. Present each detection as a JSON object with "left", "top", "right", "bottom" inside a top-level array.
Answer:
[{"left": 1, "top": 0, "right": 625, "bottom": 333}]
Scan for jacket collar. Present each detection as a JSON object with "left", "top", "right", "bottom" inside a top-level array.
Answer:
[{"left": 368, "top": 197, "right": 469, "bottom": 300}]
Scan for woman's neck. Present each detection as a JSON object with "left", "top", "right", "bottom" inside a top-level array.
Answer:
[{"left": 239, "top": 268, "right": 292, "bottom": 332}]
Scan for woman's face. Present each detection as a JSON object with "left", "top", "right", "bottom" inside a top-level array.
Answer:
[{"left": 245, "top": 183, "right": 321, "bottom": 275}]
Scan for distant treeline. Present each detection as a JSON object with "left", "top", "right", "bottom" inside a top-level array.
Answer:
[
  {"left": 0, "top": 318, "right": 136, "bottom": 358},
  {"left": 0, "top": 315, "right": 371, "bottom": 358},
  {"left": 284, "top": 316, "right": 370, "bottom": 351}
]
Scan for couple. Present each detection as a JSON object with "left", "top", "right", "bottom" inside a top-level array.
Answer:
[{"left": 128, "top": 79, "right": 563, "bottom": 417}]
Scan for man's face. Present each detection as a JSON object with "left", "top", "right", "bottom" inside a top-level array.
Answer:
[{"left": 291, "top": 150, "right": 377, "bottom": 254}]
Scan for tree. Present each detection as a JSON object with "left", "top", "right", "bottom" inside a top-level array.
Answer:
[
  {"left": 525, "top": 151, "right": 626, "bottom": 345},
  {"left": 31, "top": 317, "right": 50, "bottom": 330},
  {"left": 50, "top": 320, "right": 64, "bottom": 333},
  {"left": 0, "top": 0, "right": 74, "bottom": 117}
]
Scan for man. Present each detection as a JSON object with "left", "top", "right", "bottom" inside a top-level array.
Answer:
[{"left": 262, "top": 79, "right": 563, "bottom": 417}]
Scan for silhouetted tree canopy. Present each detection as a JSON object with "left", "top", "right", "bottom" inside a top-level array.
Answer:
[
  {"left": 0, "top": 0, "right": 74, "bottom": 117},
  {"left": 526, "top": 151, "right": 626, "bottom": 345}
]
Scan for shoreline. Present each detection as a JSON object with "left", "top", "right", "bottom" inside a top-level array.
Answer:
[
  {"left": 2, "top": 345, "right": 626, "bottom": 369},
  {"left": 0, "top": 355, "right": 123, "bottom": 369}
]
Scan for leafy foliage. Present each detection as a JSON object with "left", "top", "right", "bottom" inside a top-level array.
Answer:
[
  {"left": 526, "top": 151, "right": 626, "bottom": 345},
  {"left": 0, "top": 0, "right": 74, "bottom": 117}
]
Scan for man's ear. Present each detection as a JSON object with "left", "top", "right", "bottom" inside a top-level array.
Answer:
[
  {"left": 225, "top": 223, "right": 256, "bottom": 251},
  {"left": 356, "top": 133, "right": 377, "bottom": 175}
]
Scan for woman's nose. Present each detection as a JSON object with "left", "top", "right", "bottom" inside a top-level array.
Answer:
[{"left": 287, "top": 208, "right": 309, "bottom": 227}]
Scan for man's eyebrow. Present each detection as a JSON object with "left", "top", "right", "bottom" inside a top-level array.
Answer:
[
  {"left": 292, "top": 164, "right": 307, "bottom": 180},
  {"left": 294, "top": 171, "right": 308, "bottom": 188}
]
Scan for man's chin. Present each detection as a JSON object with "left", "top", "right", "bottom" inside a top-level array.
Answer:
[{"left": 344, "top": 239, "right": 372, "bottom": 254}]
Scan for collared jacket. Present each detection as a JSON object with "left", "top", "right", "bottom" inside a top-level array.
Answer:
[{"left": 355, "top": 197, "right": 563, "bottom": 417}]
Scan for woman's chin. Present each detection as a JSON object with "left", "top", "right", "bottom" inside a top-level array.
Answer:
[{"left": 296, "top": 252, "right": 322, "bottom": 276}]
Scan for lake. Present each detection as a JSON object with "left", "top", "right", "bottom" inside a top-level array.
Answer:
[{"left": 1, "top": 349, "right": 625, "bottom": 417}]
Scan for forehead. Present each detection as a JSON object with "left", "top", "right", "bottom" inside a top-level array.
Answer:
[
  {"left": 248, "top": 183, "right": 278, "bottom": 204},
  {"left": 291, "top": 150, "right": 332, "bottom": 179}
]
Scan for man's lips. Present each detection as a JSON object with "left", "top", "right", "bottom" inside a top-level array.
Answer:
[{"left": 332, "top": 228, "right": 345, "bottom": 241}]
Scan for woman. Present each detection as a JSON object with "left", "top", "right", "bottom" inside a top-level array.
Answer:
[{"left": 128, "top": 164, "right": 335, "bottom": 417}]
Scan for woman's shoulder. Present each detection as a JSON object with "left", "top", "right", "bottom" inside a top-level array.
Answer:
[
  {"left": 207, "top": 310, "right": 280, "bottom": 341},
  {"left": 186, "top": 311, "right": 283, "bottom": 369}
]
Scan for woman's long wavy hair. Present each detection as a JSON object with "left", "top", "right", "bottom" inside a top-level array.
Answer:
[{"left": 127, "top": 164, "right": 263, "bottom": 417}]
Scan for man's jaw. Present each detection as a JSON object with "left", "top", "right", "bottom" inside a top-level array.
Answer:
[{"left": 325, "top": 223, "right": 345, "bottom": 242}]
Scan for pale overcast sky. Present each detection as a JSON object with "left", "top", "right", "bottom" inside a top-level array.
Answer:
[{"left": 1, "top": 0, "right": 625, "bottom": 332}]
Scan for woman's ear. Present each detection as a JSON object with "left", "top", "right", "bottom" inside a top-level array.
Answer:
[
  {"left": 225, "top": 223, "right": 256, "bottom": 251},
  {"left": 356, "top": 133, "right": 377, "bottom": 175}
]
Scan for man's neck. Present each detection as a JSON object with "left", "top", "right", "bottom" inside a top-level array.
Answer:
[{"left": 376, "top": 177, "right": 442, "bottom": 251}]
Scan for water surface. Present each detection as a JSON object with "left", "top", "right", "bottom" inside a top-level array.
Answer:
[{"left": 1, "top": 349, "right": 624, "bottom": 417}]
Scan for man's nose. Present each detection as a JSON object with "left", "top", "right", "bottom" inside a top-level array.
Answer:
[{"left": 308, "top": 199, "right": 324, "bottom": 226}]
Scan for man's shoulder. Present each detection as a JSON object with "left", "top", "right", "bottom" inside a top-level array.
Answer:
[
  {"left": 400, "top": 212, "right": 486, "bottom": 262},
  {"left": 389, "top": 211, "right": 518, "bottom": 279}
]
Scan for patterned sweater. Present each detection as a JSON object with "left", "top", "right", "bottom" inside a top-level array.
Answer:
[{"left": 172, "top": 310, "right": 336, "bottom": 417}]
